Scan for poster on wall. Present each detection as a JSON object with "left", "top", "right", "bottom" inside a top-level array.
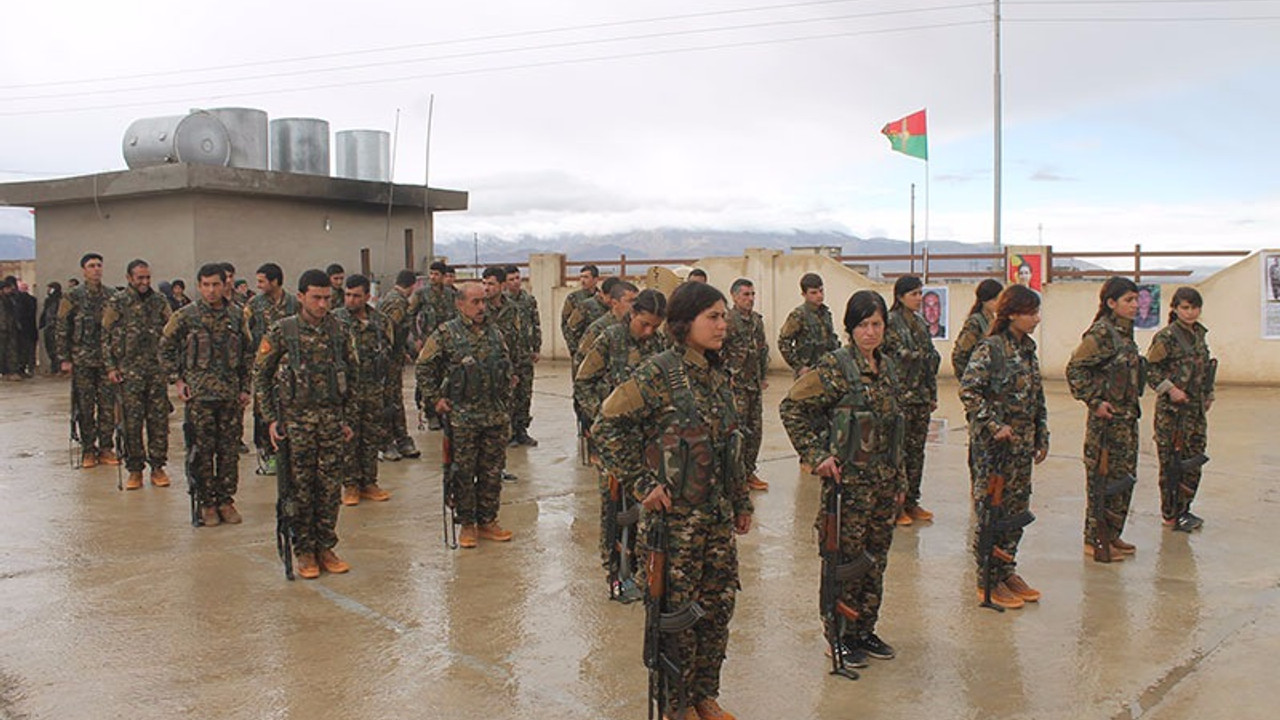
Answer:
[
  {"left": 1135, "top": 284, "right": 1162, "bottom": 330},
  {"left": 1264, "top": 253, "right": 1280, "bottom": 339},
  {"left": 921, "top": 285, "right": 948, "bottom": 340},
  {"left": 1008, "top": 252, "right": 1043, "bottom": 291}
]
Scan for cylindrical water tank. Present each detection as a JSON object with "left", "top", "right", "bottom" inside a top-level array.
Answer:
[
  {"left": 334, "top": 130, "right": 391, "bottom": 182},
  {"left": 205, "top": 107, "right": 268, "bottom": 170},
  {"left": 122, "top": 112, "right": 231, "bottom": 169},
  {"left": 269, "top": 118, "right": 330, "bottom": 176}
]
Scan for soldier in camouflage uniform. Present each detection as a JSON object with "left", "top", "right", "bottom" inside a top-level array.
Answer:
[
  {"left": 410, "top": 261, "right": 458, "bottom": 431},
  {"left": 883, "top": 275, "right": 941, "bottom": 525},
  {"left": 574, "top": 279, "right": 637, "bottom": 373},
  {"left": 575, "top": 289, "right": 666, "bottom": 599},
  {"left": 255, "top": 269, "right": 357, "bottom": 578},
  {"left": 1067, "top": 277, "right": 1143, "bottom": 561},
  {"left": 217, "top": 262, "right": 253, "bottom": 456},
  {"left": 723, "top": 278, "right": 771, "bottom": 492},
  {"left": 1146, "top": 287, "right": 1216, "bottom": 532},
  {"left": 777, "top": 272, "right": 839, "bottom": 378},
  {"left": 58, "top": 253, "right": 119, "bottom": 468},
  {"left": 244, "top": 263, "right": 299, "bottom": 474},
  {"left": 377, "top": 269, "right": 421, "bottom": 460},
  {"left": 334, "top": 274, "right": 393, "bottom": 506},
  {"left": 951, "top": 279, "right": 1003, "bottom": 494},
  {"left": 102, "top": 259, "right": 172, "bottom": 490},
  {"left": 0, "top": 279, "right": 18, "bottom": 379},
  {"left": 561, "top": 263, "right": 603, "bottom": 358},
  {"left": 161, "top": 264, "right": 254, "bottom": 526},
  {"left": 416, "top": 282, "right": 516, "bottom": 549},
  {"left": 325, "top": 263, "right": 346, "bottom": 312},
  {"left": 959, "top": 285, "right": 1049, "bottom": 609},
  {"left": 503, "top": 265, "right": 542, "bottom": 446}
]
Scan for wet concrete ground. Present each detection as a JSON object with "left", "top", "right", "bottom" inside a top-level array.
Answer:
[{"left": 0, "top": 361, "right": 1277, "bottom": 720}]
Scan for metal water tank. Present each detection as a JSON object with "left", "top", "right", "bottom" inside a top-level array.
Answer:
[
  {"left": 335, "top": 130, "right": 390, "bottom": 182},
  {"left": 122, "top": 112, "right": 231, "bottom": 169},
  {"left": 205, "top": 107, "right": 268, "bottom": 170},
  {"left": 269, "top": 118, "right": 330, "bottom": 176}
]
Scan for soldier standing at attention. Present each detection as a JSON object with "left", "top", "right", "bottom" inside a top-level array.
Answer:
[
  {"left": 376, "top": 269, "right": 421, "bottom": 461},
  {"left": 883, "top": 275, "right": 941, "bottom": 526},
  {"left": 1146, "top": 287, "right": 1216, "bottom": 532},
  {"left": 777, "top": 272, "right": 839, "bottom": 378},
  {"left": 410, "top": 261, "right": 458, "bottom": 431},
  {"left": 218, "top": 262, "right": 252, "bottom": 456},
  {"left": 58, "top": 253, "right": 119, "bottom": 468},
  {"left": 416, "top": 282, "right": 516, "bottom": 549},
  {"left": 959, "top": 285, "right": 1049, "bottom": 609},
  {"left": 504, "top": 264, "right": 541, "bottom": 447},
  {"left": 161, "top": 263, "right": 253, "bottom": 526},
  {"left": 245, "top": 263, "right": 299, "bottom": 475},
  {"left": 594, "top": 282, "right": 752, "bottom": 720},
  {"left": 951, "top": 278, "right": 1003, "bottom": 494},
  {"left": 723, "top": 278, "right": 771, "bottom": 492},
  {"left": 561, "top": 264, "right": 604, "bottom": 357},
  {"left": 334, "top": 274, "right": 393, "bottom": 506},
  {"left": 1067, "top": 277, "right": 1143, "bottom": 562},
  {"left": 575, "top": 279, "right": 637, "bottom": 373},
  {"left": 256, "top": 269, "right": 356, "bottom": 577},
  {"left": 779, "top": 290, "right": 904, "bottom": 669},
  {"left": 102, "top": 259, "right": 172, "bottom": 490},
  {"left": 325, "top": 264, "right": 346, "bottom": 311}
]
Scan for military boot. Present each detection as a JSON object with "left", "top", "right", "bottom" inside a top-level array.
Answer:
[
  {"left": 80, "top": 451, "right": 99, "bottom": 469},
  {"left": 199, "top": 506, "right": 221, "bottom": 527},
  {"left": 746, "top": 475, "right": 769, "bottom": 491},
  {"left": 150, "top": 467, "right": 170, "bottom": 487},
  {"left": 359, "top": 484, "right": 391, "bottom": 502},
  {"left": 319, "top": 549, "right": 349, "bottom": 574},
  {"left": 694, "top": 699, "right": 737, "bottom": 720},
  {"left": 458, "top": 524, "right": 478, "bottom": 549},
  {"left": 341, "top": 485, "right": 360, "bottom": 506},
  {"left": 978, "top": 582, "right": 1025, "bottom": 610},
  {"left": 295, "top": 553, "right": 320, "bottom": 579},
  {"left": 478, "top": 522, "right": 514, "bottom": 542},
  {"left": 396, "top": 436, "right": 421, "bottom": 458},
  {"left": 218, "top": 503, "right": 242, "bottom": 524},
  {"left": 124, "top": 471, "right": 144, "bottom": 491},
  {"left": 99, "top": 450, "right": 121, "bottom": 466},
  {"left": 1083, "top": 543, "right": 1125, "bottom": 562},
  {"left": 378, "top": 445, "right": 402, "bottom": 462},
  {"left": 1111, "top": 537, "right": 1137, "bottom": 555},
  {"left": 1003, "top": 574, "right": 1041, "bottom": 602}
]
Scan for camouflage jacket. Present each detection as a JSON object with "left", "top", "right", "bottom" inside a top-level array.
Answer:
[
  {"left": 593, "top": 347, "right": 752, "bottom": 517},
  {"left": 161, "top": 299, "right": 253, "bottom": 402},
  {"left": 777, "top": 302, "right": 839, "bottom": 373},
  {"left": 574, "top": 318, "right": 666, "bottom": 422},
  {"left": 57, "top": 282, "right": 115, "bottom": 367},
  {"left": 244, "top": 291, "right": 299, "bottom": 352},
  {"left": 489, "top": 295, "right": 531, "bottom": 365},
  {"left": 333, "top": 306, "right": 394, "bottom": 393},
  {"left": 1146, "top": 320, "right": 1215, "bottom": 409},
  {"left": 327, "top": 288, "right": 344, "bottom": 311},
  {"left": 102, "top": 285, "right": 171, "bottom": 378},
  {"left": 950, "top": 310, "right": 992, "bottom": 379},
  {"left": 883, "top": 306, "right": 940, "bottom": 406},
  {"left": 959, "top": 329, "right": 1049, "bottom": 457},
  {"left": 575, "top": 311, "right": 623, "bottom": 368},
  {"left": 254, "top": 313, "right": 355, "bottom": 426},
  {"left": 722, "top": 306, "right": 769, "bottom": 391},
  {"left": 779, "top": 346, "right": 906, "bottom": 494},
  {"left": 410, "top": 283, "right": 458, "bottom": 343},
  {"left": 1067, "top": 314, "right": 1143, "bottom": 418},
  {"left": 563, "top": 291, "right": 607, "bottom": 355},
  {"left": 415, "top": 316, "right": 512, "bottom": 429},
  {"left": 507, "top": 289, "right": 542, "bottom": 356},
  {"left": 378, "top": 288, "right": 414, "bottom": 363}
]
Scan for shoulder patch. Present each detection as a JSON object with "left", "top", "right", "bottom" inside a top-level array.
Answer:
[
  {"left": 1146, "top": 335, "right": 1169, "bottom": 364},
  {"left": 601, "top": 379, "right": 646, "bottom": 418},
  {"left": 162, "top": 312, "right": 183, "bottom": 338},
  {"left": 257, "top": 336, "right": 273, "bottom": 358},
  {"left": 578, "top": 348, "right": 605, "bottom": 379},
  {"left": 786, "top": 369, "right": 826, "bottom": 401},
  {"left": 779, "top": 313, "right": 800, "bottom": 338},
  {"left": 417, "top": 334, "right": 440, "bottom": 363},
  {"left": 1070, "top": 334, "right": 1101, "bottom": 363},
  {"left": 101, "top": 305, "right": 119, "bottom": 329}
]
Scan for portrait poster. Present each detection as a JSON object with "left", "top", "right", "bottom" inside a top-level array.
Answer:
[
  {"left": 921, "top": 285, "right": 948, "bottom": 340},
  {"left": 1134, "top": 284, "right": 1161, "bottom": 331},
  {"left": 1008, "top": 252, "right": 1043, "bottom": 291},
  {"left": 1264, "top": 253, "right": 1280, "bottom": 339}
]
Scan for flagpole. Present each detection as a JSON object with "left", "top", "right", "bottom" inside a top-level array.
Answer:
[
  {"left": 910, "top": 183, "right": 916, "bottom": 275},
  {"left": 993, "top": 0, "right": 1003, "bottom": 250}
]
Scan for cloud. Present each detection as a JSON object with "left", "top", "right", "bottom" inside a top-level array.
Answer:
[{"left": 1029, "top": 168, "right": 1077, "bottom": 182}]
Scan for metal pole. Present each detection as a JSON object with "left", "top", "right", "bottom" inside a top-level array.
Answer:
[
  {"left": 423, "top": 94, "right": 436, "bottom": 271},
  {"left": 910, "top": 183, "right": 917, "bottom": 274},
  {"left": 383, "top": 108, "right": 401, "bottom": 280},
  {"left": 993, "top": 0, "right": 1003, "bottom": 249}
]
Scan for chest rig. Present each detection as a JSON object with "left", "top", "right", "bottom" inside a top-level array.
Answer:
[
  {"left": 279, "top": 316, "right": 348, "bottom": 406},
  {"left": 828, "top": 348, "right": 903, "bottom": 470}
]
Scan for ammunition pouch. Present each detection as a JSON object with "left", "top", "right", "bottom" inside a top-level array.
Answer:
[
  {"left": 657, "top": 601, "right": 706, "bottom": 633},
  {"left": 647, "top": 422, "right": 718, "bottom": 506}
]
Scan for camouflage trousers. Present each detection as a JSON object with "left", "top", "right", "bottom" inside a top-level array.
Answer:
[
  {"left": 511, "top": 360, "right": 534, "bottom": 436},
  {"left": 346, "top": 391, "right": 386, "bottom": 489},
  {"left": 901, "top": 403, "right": 932, "bottom": 509},
  {"left": 731, "top": 385, "right": 763, "bottom": 476},
  {"left": 1154, "top": 403, "right": 1208, "bottom": 519},
  {"left": 282, "top": 410, "right": 345, "bottom": 556},
  {"left": 816, "top": 465, "right": 897, "bottom": 640},
  {"left": 449, "top": 422, "right": 509, "bottom": 525},
  {"left": 639, "top": 503, "right": 739, "bottom": 712},
  {"left": 1082, "top": 414, "right": 1138, "bottom": 545},
  {"left": 119, "top": 372, "right": 170, "bottom": 472},
  {"left": 185, "top": 400, "right": 241, "bottom": 507},
  {"left": 385, "top": 362, "right": 409, "bottom": 443},
  {"left": 971, "top": 444, "right": 1033, "bottom": 581},
  {"left": 72, "top": 364, "right": 116, "bottom": 453},
  {"left": 597, "top": 471, "right": 639, "bottom": 574}
]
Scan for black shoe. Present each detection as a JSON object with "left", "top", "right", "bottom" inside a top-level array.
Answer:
[
  {"left": 501, "top": 470, "right": 519, "bottom": 482},
  {"left": 238, "top": 442, "right": 250, "bottom": 455},
  {"left": 508, "top": 437, "right": 520, "bottom": 448},
  {"left": 517, "top": 433, "right": 539, "bottom": 447},
  {"left": 825, "top": 640, "right": 869, "bottom": 668},
  {"left": 858, "top": 632, "right": 896, "bottom": 660},
  {"left": 1174, "top": 512, "right": 1203, "bottom": 533},
  {"left": 397, "top": 437, "right": 421, "bottom": 459}
]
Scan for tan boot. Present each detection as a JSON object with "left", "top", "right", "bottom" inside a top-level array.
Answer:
[
  {"left": 150, "top": 467, "right": 170, "bottom": 487},
  {"left": 341, "top": 485, "right": 360, "bottom": 506},
  {"left": 99, "top": 450, "right": 121, "bottom": 466},
  {"left": 359, "top": 484, "right": 390, "bottom": 502},
  {"left": 694, "top": 699, "right": 737, "bottom": 720},
  {"left": 81, "top": 452, "right": 98, "bottom": 469},
  {"left": 478, "top": 522, "right": 514, "bottom": 542},
  {"left": 1111, "top": 538, "right": 1137, "bottom": 555},
  {"left": 218, "top": 503, "right": 242, "bottom": 524},
  {"left": 746, "top": 475, "right": 769, "bottom": 491},
  {"left": 1083, "top": 543, "right": 1125, "bottom": 562},
  {"left": 124, "top": 471, "right": 144, "bottom": 491},
  {"left": 1003, "top": 573, "right": 1041, "bottom": 602},
  {"left": 199, "top": 506, "right": 221, "bottom": 527},
  {"left": 458, "top": 524, "right": 478, "bottom": 549},
  {"left": 907, "top": 505, "right": 934, "bottom": 522},
  {"left": 896, "top": 511, "right": 914, "bottom": 526},
  {"left": 319, "top": 549, "right": 350, "bottom": 574},
  {"left": 295, "top": 553, "right": 320, "bottom": 579},
  {"left": 977, "top": 582, "right": 1025, "bottom": 610}
]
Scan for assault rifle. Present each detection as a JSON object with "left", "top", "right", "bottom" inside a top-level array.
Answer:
[
  {"left": 606, "top": 474, "right": 642, "bottom": 602},
  {"left": 182, "top": 403, "right": 201, "bottom": 527},
  {"left": 441, "top": 412, "right": 458, "bottom": 549},
  {"left": 977, "top": 444, "right": 1036, "bottom": 611},
  {"left": 68, "top": 374, "right": 81, "bottom": 468},
  {"left": 819, "top": 477, "right": 874, "bottom": 679},
  {"left": 112, "top": 391, "right": 125, "bottom": 491},
  {"left": 644, "top": 512, "right": 706, "bottom": 720},
  {"left": 273, "top": 412, "right": 296, "bottom": 580},
  {"left": 1089, "top": 426, "right": 1136, "bottom": 563},
  {"left": 1165, "top": 423, "right": 1208, "bottom": 530}
]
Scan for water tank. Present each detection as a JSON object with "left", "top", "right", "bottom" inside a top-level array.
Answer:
[
  {"left": 269, "top": 118, "right": 330, "bottom": 176},
  {"left": 122, "top": 112, "right": 231, "bottom": 169},
  {"left": 205, "top": 107, "right": 268, "bottom": 170},
  {"left": 334, "top": 129, "right": 390, "bottom": 182}
]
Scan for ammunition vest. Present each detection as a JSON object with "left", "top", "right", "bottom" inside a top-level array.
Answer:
[
  {"left": 605, "top": 324, "right": 635, "bottom": 389},
  {"left": 336, "top": 309, "right": 391, "bottom": 385},
  {"left": 279, "top": 316, "right": 348, "bottom": 406},
  {"left": 71, "top": 286, "right": 109, "bottom": 348},
  {"left": 829, "top": 348, "right": 903, "bottom": 470},
  {"left": 442, "top": 319, "right": 511, "bottom": 405},
  {"left": 1101, "top": 319, "right": 1144, "bottom": 407},
  {"left": 184, "top": 305, "right": 245, "bottom": 375}
]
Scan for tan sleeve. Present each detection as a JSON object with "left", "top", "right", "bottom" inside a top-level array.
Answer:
[
  {"left": 785, "top": 369, "right": 826, "bottom": 401},
  {"left": 601, "top": 379, "right": 646, "bottom": 418},
  {"left": 1069, "top": 334, "right": 1101, "bottom": 364}
]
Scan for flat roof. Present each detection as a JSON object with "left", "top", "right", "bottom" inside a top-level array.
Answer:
[{"left": 0, "top": 163, "right": 468, "bottom": 212}]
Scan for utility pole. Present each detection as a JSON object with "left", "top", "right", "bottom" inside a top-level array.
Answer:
[{"left": 993, "top": 0, "right": 1003, "bottom": 250}]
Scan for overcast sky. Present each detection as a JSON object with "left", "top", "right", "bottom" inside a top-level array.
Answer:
[{"left": 2, "top": 0, "right": 1277, "bottom": 254}]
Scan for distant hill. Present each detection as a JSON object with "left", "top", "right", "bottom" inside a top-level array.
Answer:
[{"left": 0, "top": 234, "right": 34, "bottom": 260}]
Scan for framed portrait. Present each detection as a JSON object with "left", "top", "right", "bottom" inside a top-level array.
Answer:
[
  {"left": 1134, "top": 284, "right": 1161, "bottom": 331},
  {"left": 1008, "top": 252, "right": 1043, "bottom": 291},
  {"left": 921, "top": 285, "right": 948, "bottom": 340},
  {"left": 1264, "top": 253, "right": 1280, "bottom": 339}
]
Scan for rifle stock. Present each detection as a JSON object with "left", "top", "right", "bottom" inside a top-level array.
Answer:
[
  {"left": 274, "top": 419, "right": 296, "bottom": 581},
  {"left": 441, "top": 412, "right": 458, "bottom": 549},
  {"left": 644, "top": 512, "right": 703, "bottom": 720},
  {"left": 113, "top": 391, "right": 125, "bottom": 491},
  {"left": 1089, "top": 429, "right": 1133, "bottom": 563},
  {"left": 68, "top": 373, "right": 81, "bottom": 468},
  {"left": 819, "top": 478, "right": 871, "bottom": 679},
  {"left": 183, "top": 403, "right": 200, "bottom": 527},
  {"left": 978, "top": 446, "right": 1036, "bottom": 610},
  {"left": 1165, "top": 424, "right": 1209, "bottom": 518}
]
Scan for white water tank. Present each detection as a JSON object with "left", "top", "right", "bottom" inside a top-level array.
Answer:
[
  {"left": 334, "top": 129, "right": 390, "bottom": 182},
  {"left": 269, "top": 118, "right": 330, "bottom": 176},
  {"left": 122, "top": 111, "right": 231, "bottom": 168},
  {"left": 205, "top": 107, "right": 268, "bottom": 170}
]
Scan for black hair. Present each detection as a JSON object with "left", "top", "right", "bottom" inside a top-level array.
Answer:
[
  {"left": 891, "top": 275, "right": 923, "bottom": 311},
  {"left": 688, "top": 268, "right": 708, "bottom": 281},
  {"left": 395, "top": 269, "right": 418, "bottom": 287},
  {"left": 197, "top": 263, "right": 226, "bottom": 283},
  {"left": 800, "top": 272, "right": 823, "bottom": 292},
  {"left": 633, "top": 289, "right": 667, "bottom": 319},
  {"left": 990, "top": 285, "right": 1041, "bottom": 336},
  {"left": 504, "top": 264, "right": 520, "bottom": 277},
  {"left": 843, "top": 290, "right": 888, "bottom": 338},
  {"left": 969, "top": 279, "right": 1004, "bottom": 316},
  {"left": 444, "top": 265, "right": 457, "bottom": 276},
  {"left": 600, "top": 276, "right": 621, "bottom": 296},
  {"left": 257, "top": 263, "right": 284, "bottom": 285},
  {"left": 48, "top": 281, "right": 62, "bottom": 294},
  {"left": 666, "top": 282, "right": 727, "bottom": 346},
  {"left": 730, "top": 278, "right": 754, "bottom": 295},
  {"left": 1168, "top": 286, "right": 1203, "bottom": 325},
  {"left": 220, "top": 262, "right": 235, "bottom": 276},
  {"left": 429, "top": 260, "right": 448, "bottom": 273},
  {"left": 126, "top": 259, "right": 149, "bottom": 276},
  {"left": 609, "top": 280, "right": 639, "bottom": 300},
  {"left": 171, "top": 279, "right": 185, "bottom": 290},
  {"left": 580, "top": 264, "right": 600, "bottom": 278},
  {"left": 482, "top": 266, "right": 507, "bottom": 282},
  {"left": 80, "top": 253, "right": 103, "bottom": 268},
  {"left": 344, "top": 274, "right": 371, "bottom": 293},
  {"left": 1093, "top": 276, "right": 1140, "bottom": 322},
  {"left": 326, "top": 263, "right": 345, "bottom": 277},
  {"left": 298, "top": 269, "right": 331, "bottom": 293}
]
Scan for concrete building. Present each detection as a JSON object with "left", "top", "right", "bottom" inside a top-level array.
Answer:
[{"left": 0, "top": 163, "right": 468, "bottom": 290}]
